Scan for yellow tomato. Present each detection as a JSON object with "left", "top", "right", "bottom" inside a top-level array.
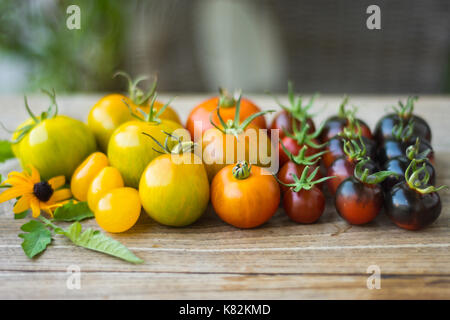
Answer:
[
  {"left": 87, "top": 94, "right": 136, "bottom": 152},
  {"left": 88, "top": 94, "right": 182, "bottom": 152},
  {"left": 70, "top": 152, "right": 109, "bottom": 201},
  {"left": 95, "top": 187, "right": 141, "bottom": 233},
  {"left": 87, "top": 166, "right": 124, "bottom": 212},
  {"left": 139, "top": 153, "right": 209, "bottom": 227}
]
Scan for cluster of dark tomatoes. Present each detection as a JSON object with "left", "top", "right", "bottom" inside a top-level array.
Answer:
[{"left": 272, "top": 89, "right": 445, "bottom": 231}]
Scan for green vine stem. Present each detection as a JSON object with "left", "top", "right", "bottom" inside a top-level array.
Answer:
[
  {"left": 210, "top": 94, "right": 275, "bottom": 137},
  {"left": 232, "top": 161, "right": 252, "bottom": 179},
  {"left": 276, "top": 166, "right": 335, "bottom": 192},
  {"left": 114, "top": 71, "right": 158, "bottom": 106},
  {"left": 354, "top": 159, "right": 398, "bottom": 185},
  {"left": 404, "top": 159, "right": 447, "bottom": 194},
  {"left": 122, "top": 93, "right": 174, "bottom": 125}
]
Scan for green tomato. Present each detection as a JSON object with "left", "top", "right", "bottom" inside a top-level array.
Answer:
[
  {"left": 107, "top": 119, "right": 184, "bottom": 188},
  {"left": 139, "top": 153, "right": 210, "bottom": 227},
  {"left": 18, "top": 115, "right": 97, "bottom": 180}
]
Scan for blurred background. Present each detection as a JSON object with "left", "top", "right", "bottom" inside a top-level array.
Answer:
[{"left": 0, "top": 0, "right": 449, "bottom": 94}]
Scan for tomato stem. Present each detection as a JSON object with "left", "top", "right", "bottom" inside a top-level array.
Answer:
[
  {"left": 405, "top": 159, "right": 447, "bottom": 194},
  {"left": 232, "top": 161, "right": 252, "bottom": 180},
  {"left": 276, "top": 165, "right": 335, "bottom": 192},
  {"left": 354, "top": 159, "right": 398, "bottom": 184}
]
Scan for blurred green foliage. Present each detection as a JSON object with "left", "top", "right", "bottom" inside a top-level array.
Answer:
[{"left": 0, "top": 0, "right": 127, "bottom": 92}]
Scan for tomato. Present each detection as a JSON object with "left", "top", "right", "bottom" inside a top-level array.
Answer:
[
  {"left": 87, "top": 166, "right": 124, "bottom": 212},
  {"left": 269, "top": 84, "right": 317, "bottom": 139},
  {"left": 278, "top": 121, "right": 325, "bottom": 167},
  {"left": 107, "top": 96, "right": 185, "bottom": 188},
  {"left": 13, "top": 90, "right": 96, "bottom": 180},
  {"left": 95, "top": 187, "right": 141, "bottom": 233},
  {"left": 277, "top": 145, "right": 325, "bottom": 194},
  {"left": 279, "top": 166, "right": 331, "bottom": 224},
  {"left": 71, "top": 152, "right": 109, "bottom": 201},
  {"left": 211, "top": 161, "right": 280, "bottom": 228},
  {"left": 139, "top": 150, "right": 209, "bottom": 227},
  {"left": 201, "top": 96, "right": 274, "bottom": 181},
  {"left": 374, "top": 96, "right": 431, "bottom": 144},
  {"left": 335, "top": 160, "right": 397, "bottom": 225},
  {"left": 186, "top": 89, "right": 266, "bottom": 140},
  {"left": 320, "top": 97, "right": 372, "bottom": 143},
  {"left": 88, "top": 73, "right": 181, "bottom": 152},
  {"left": 384, "top": 159, "right": 445, "bottom": 230}
]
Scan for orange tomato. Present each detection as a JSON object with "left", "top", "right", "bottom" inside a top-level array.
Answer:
[
  {"left": 186, "top": 91, "right": 266, "bottom": 140},
  {"left": 70, "top": 152, "right": 109, "bottom": 201},
  {"left": 211, "top": 161, "right": 280, "bottom": 229}
]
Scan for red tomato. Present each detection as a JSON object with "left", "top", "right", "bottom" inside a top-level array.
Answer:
[{"left": 283, "top": 187, "right": 326, "bottom": 224}]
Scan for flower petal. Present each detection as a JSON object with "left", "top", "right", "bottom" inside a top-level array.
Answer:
[
  {"left": 29, "top": 165, "right": 41, "bottom": 184},
  {"left": 30, "top": 198, "right": 41, "bottom": 218},
  {"left": 0, "top": 185, "right": 33, "bottom": 203},
  {"left": 13, "top": 194, "right": 32, "bottom": 213},
  {"left": 49, "top": 189, "right": 72, "bottom": 203},
  {"left": 48, "top": 176, "right": 66, "bottom": 190}
]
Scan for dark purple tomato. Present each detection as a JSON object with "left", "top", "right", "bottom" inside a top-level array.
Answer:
[
  {"left": 322, "top": 136, "right": 376, "bottom": 168},
  {"left": 382, "top": 156, "right": 436, "bottom": 191},
  {"left": 320, "top": 117, "right": 372, "bottom": 143},
  {"left": 374, "top": 114, "right": 431, "bottom": 145},
  {"left": 283, "top": 186, "right": 325, "bottom": 224},
  {"left": 377, "top": 138, "right": 434, "bottom": 166},
  {"left": 327, "top": 157, "right": 378, "bottom": 195},
  {"left": 270, "top": 110, "right": 315, "bottom": 139},
  {"left": 384, "top": 182, "right": 441, "bottom": 230},
  {"left": 335, "top": 176, "right": 384, "bottom": 225}
]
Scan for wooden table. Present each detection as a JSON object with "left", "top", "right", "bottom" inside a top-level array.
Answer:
[{"left": 0, "top": 94, "right": 449, "bottom": 299}]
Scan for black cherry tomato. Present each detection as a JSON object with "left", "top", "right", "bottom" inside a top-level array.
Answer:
[
  {"left": 384, "top": 160, "right": 445, "bottom": 230},
  {"left": 374, "top": 96, "right": 431, "bottom": 144}
]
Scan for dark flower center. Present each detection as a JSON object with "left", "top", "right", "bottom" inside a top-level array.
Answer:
[{"left": 33, "top": 181, "right": 54, "bottom": 202}]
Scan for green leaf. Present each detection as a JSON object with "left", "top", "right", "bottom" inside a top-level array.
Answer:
[
  {"left": 53, "top": 201, "right": 94, "bottom": 222},
  {"left": 62, "top": 222, "right": 144, "bottom": 264},
  {"left": 0, "top": 140, "right": 15, "bottom": 163},
  {"left": 18, "top": 220, "right": 52, "bottom": 258},
  {"left": 14, "top": 210, "right": 29, "bottom": 220}
]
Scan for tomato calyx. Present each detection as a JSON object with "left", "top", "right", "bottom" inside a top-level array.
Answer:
[
  {"left": 142, "top": 131, "right": 195, "bottom": 155},
  {"left": 354, "top": 159, "right": 398, "bottom": 185},
  {"left": 232, "top": 161, "right": 252, "bottom": 180},
  {"left": 342, "top": 135, "right": 367, "bottom": 161},
  {"left": 124, "top": 93, "right": 175, "bottom": 125},
  {"left": 210, "top": 94, "right": 274, "bottom": 136},
  {"left": 277, "top": 165, "right": 334, "bottom": 192},
  {"left": 404, "top": 159, "right": 447, "bottom": 194},
  {"left": 392, "top": 96, "right": 418, "bottom": 120},
  {"left": 271, "top": 81, "right": 317, "bottom": 123},
  {"left": 337, "top": 96, "right": 355, "bottom": 119},
  {"left": 406, "top": 138, "right": 431, "bottom": 161},
  {"left": 280, "top": 144, "right": 327, "bottom": 166},
  {"left": 114, "top": 71, "right": 158, "bottom": 107},
  {"left": 338, "top": 114, "right": 363, "bottom": 140},
  {"left": 284, "top": 119, "right": 326, "bottom": 150},
  {"left": 12, "top": 89, "right": 58, "bottom": 144},
  {"left": 391, "top": 118, "right": 414, "bottom": 142}
]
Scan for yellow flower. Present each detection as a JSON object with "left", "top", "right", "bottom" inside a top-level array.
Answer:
[{"left": 0, "top": 166, "right": 72, "bottom": 218}]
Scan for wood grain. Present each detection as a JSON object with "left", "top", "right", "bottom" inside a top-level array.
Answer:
[{"left": 0, "top": 95, "right": 449, "bottom": 299}]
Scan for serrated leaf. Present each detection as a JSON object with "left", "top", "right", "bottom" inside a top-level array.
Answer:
[
  {"left": 63, "top": 222, "right": 143, "bottom": 264},
  {"left": 18, "top": 220, "right": 52, "bottom": 258},
  {"left": 0, "top": 140, "right": 15, "bottom": 163},
  {"left": 53, "top": 201, "right": 94, "bottom": 222}
]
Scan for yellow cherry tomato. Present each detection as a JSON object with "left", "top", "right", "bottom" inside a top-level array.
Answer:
[
  {"left": 95, "top": 187, "right": 141, "bottom": 233},
  {"left": 87, "top": 166, "right": 124, "bottom": 212},
  {"left": 70, "top": 152, "right": 109, "bottom": 201}
]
